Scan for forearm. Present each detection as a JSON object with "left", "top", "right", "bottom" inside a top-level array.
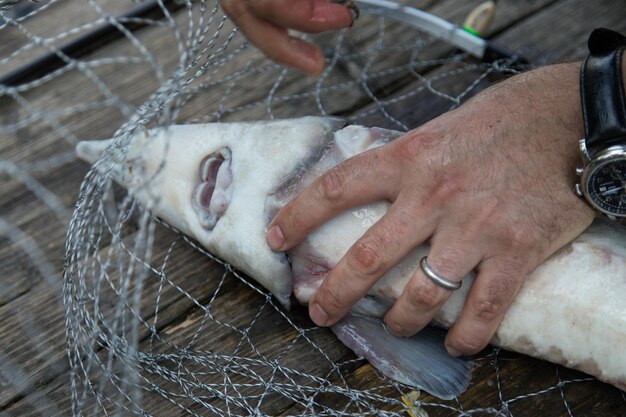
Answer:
[{"left": 486, "top": 50, "right": 626, "bottom": 181}]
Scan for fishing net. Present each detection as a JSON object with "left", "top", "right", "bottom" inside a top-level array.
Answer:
[{"left": 1, "top": 0, "right": 625, "bottom": 416}]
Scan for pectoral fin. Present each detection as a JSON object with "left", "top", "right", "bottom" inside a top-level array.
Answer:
[{"left": 331, "top": 315, "right": 472, "bottom": 400}]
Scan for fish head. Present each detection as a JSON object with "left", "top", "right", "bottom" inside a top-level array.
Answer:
[{"left": 76, "top": 117, "right": 349, "bottom": 308}]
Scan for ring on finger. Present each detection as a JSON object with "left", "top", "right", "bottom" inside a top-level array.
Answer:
[{"left": 419, "top": 256, "right": 462, "bottom": 291}]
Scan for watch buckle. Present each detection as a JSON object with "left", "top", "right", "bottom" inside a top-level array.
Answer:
[
  {"left": 579, "top": 138, "right": 591, "bottom": 163},
  {"left": 574, "top": 139, "right": 588, "bottom": 198}
]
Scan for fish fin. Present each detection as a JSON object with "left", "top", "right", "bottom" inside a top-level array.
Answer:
[
  {"left": 330, "top": 315, "right": 472, "bottom": 400},
  {"left": 76, "top": 139, "right": 114, "bottom": 164},
  {"left": 351, "top": 296, "right": 393, "bottom": 317}
]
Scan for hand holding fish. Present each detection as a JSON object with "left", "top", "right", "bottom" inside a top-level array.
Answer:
[
  {"left": 76, "top": 104, "right": 626, "bottom": 397},
  {"left": 219, "top": 0, "right": 355, "bottom": 75},
  {"left": 266, "top": 62, "right": 596, "bottom": 356},
  {"left": 74, "top": 7, "right": 626, "bottom": 394}
]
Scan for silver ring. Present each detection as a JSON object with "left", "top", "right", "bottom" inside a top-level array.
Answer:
[{"left": 419, "top": 256, "right": 462, "bottom": 291}]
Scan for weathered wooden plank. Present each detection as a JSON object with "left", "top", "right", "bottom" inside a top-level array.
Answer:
[
  {"left": 174, "top": 0, "right": 559, "bottom": 125},
  {"left": 0, "top": 7, "right": 253, "bottom": 409},
  {"left": 0, "top": 1, "right": 227, "bottom": 160},
  {"left": 361, "top": 0, "right": 626, "bottom": 130},
  {"left": 1, "top": 233, "right": 356, "bottom": 415},
  {"left": 0, "top": 225, "right": 231, "bottom": 408},
  {"left": 134, "top": 303, "right": 355, "bottom": 415},
  {"left": 274, "top": 347, "right": 626, "bottom": 417},
  {"left": 2, "top": 301, "right": 356, "bottom": 416},
  {"left": 2, "top": 0, "right": 620, "bottom": 415},
  {"left": 0, "top": 0, "right": 149, "bottom": 77},
  {"left": 0, "top": 280, "right": 67, "bottom": 409},
  {"left": 0, "top": 160, "right": 84, "bottom": 303},
  {"left": 0, "top": 5, "right": 240, "bottom": 301},
  {"left": 0, "top": 0, "right": 557, "bottom": 198},
  {"left": 0, "top": 0, "right": 562, "bottom": 164}
]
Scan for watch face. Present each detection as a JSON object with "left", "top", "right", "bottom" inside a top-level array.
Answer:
[{"left": 584, "top": 156, "right": 626, "bottom": 217}]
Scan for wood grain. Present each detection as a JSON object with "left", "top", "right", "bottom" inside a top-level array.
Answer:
[
  {"left": 1, "top": 0, "right": 626, "bottom": 416},
  {"left": 0, "top": 0, "right": 156, "bottom": 77}
]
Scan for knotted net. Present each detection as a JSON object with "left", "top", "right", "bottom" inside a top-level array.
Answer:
[{"left": 1, "top": 0, "right": 625, "bottom": 416}]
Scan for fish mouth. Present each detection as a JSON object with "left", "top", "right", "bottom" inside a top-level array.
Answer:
[{"left": 192, "top": 147, "right": 233, "bottom": 230}]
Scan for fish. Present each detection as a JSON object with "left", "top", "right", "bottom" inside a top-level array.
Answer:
[{"left": 76, "top": 117, "right": 626, "bottom": 399}]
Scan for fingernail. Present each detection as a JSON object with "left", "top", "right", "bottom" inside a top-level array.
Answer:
[
  {"left": 383, "top": 318, "right": 404, "bottom": 337},
  {"left": 329, "top": 0, "right": 359, "bottom": 26},
  {"left": 313, "top": 1, "right": 354, "bottom": 27},
  {"left": 446, "top": 343, "right": 462, "bottom": 357},
  {"left": 266, "top": 225, "right": 284, "bottom": 250},
  {"left": 309, "top": 303, "right": 329, "bottom": 326}
]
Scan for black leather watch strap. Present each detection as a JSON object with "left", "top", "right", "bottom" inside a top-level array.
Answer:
[{"left": 580, "top": 28, "right": 626, "bottom": 155}]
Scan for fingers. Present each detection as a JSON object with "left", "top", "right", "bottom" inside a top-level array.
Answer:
[
  {"left": 222, "top": 2, "right": 324, "bottom": 75},
  {"left": 267, "top": 149, "right": 401, "bottom": 251},
  {"left": 221, "top": 0, "right": 353, "bottom": 74},
  {"left": 383, "top": 227, "right": 482, "bottom": 338},
  {"left": 444, "top": 256, "right": 527, "bottom": 356},
  {"left": 245, "top": 0, "right": 354, "bottom": 32},
  {"left": 308, "top": 197, "right": 437, "bottom": 326}
]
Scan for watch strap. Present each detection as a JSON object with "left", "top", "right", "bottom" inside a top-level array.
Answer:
[{"left": 580, "top": 28, "right": 626, "bottom": 155}]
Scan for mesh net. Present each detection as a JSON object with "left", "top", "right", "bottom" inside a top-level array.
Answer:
[{"left": 1, "top": 1, "right": 625, "bottom": 416}]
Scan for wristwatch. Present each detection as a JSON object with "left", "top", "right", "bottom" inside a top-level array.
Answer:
[{"left": 576, "top": 28, "right": 626, "bottom": 219}]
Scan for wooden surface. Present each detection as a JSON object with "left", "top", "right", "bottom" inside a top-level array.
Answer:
[{"left": 1, "top": 0, "right": 626, "bottom": 416}]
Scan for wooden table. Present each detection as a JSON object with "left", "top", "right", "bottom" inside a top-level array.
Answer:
[{"left": 1, "top": 0, "right": 625, "bottom": 416}]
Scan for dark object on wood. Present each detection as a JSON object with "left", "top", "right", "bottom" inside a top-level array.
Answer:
[{"left": 0, "top": 0, "right": 182, "bottom": 87}]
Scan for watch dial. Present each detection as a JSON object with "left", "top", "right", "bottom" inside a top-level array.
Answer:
[{"left": 585, "top": 157, "right": 626, "bottom": 216}]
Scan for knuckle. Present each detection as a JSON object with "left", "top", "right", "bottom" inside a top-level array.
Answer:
[
  {"left": 263, "top": 45, "right": 286, "bottom": 63},
  {"left": 507, "top": 226, "right": 537, "bottom": 250},
  {"left": 394, "top": 128, "right": 464, "bottom": 200},
  {"left": 317, "top": 285, "right": 345, "bottom": 314},
  {"left": 400, "top": 127, "right": 441, "bottom": 158},
  {"left": 318, "top": 167, "right": 346, "bottom": 202},
  {"left": 348, "top": 240, "right": 386, "bottom": 278},
  {"left": 435, "top": 174, "right": 463, "bottom": 199},
  {"left": 491, "top": 213, "right": 544, "bottom": 253},
  {"left": 470, "top": 196, "right": 501, "bottom": 229},
  {"left": 426, "top": 250, "right": 467, "bottom": 281},
  {"left": 470, "top": 265, "right": 521, "bottom": 323},
  {"left": 450, "top": 334, "right": 487, "bottom": 355},
  {"left": 470, "top": 297, "right": 504, "bottom": 323},
  {"left": 406, "top": 279, "right": 442, "bottom": 310}
]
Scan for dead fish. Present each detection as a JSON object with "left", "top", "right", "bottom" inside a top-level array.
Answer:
[{"left": 76, "top": 117, "right": 626, "bottom": 399}]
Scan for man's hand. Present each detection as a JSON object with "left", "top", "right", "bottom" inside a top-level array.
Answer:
[
  {"left": 220, "top": 0, "right": 354, "bottom": 75},
  {"left": 265, "top": 63, "right": 595, "bottom": 356}
]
